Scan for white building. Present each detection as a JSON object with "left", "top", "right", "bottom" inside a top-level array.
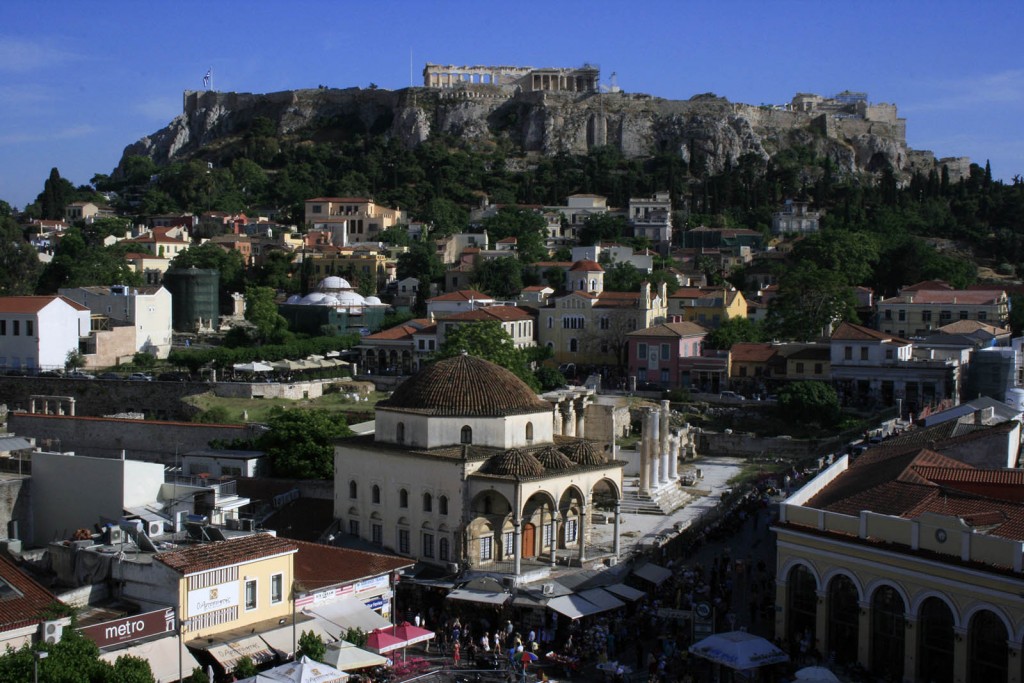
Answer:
[
  {"left": 0, "top": 296, "right": 90, "bottom": 372},
  {"left": 334, "top": 354, "right": 625, "bottom": 574},
  {"left": 60, "top": 285, "right": 174, "bottom": 359}
]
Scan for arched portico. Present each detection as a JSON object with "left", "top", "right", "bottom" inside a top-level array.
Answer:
[{"left": 466, "top": 490, "right": 513, "bottom": 568}]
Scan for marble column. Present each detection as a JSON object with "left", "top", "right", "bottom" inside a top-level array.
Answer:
[
  {"left": 562, "top": 402, "right": 576, "bottom": 437},
  {"left": 649, "top": 408, "right": 661, "bottom": 487},
  {"left": 952, "top": 627, "right": 968, "bottom": 683},
  {"left": 612, "top": 502, "right": 621, "bottom": 559},
  {"left": 513, "top": 517, "right": 522, "bottom": 576},
  {"left": 552, "top": 400, "right": 562, "bottom": 436},
  {"left": 577, "top": 504, "right": 587, "bottom": 563},
  {"left": 669, "top": 434, "right": 679, "bottom": 479},
  {"left": 856, "top": 601, "right": 871, "bottom": 669},
  {"left": 549, "top": 512, "right": 558, "bottom": 567},
  {"left": 814, "top": 592, "right": 828, "bottom": 661},
  {"left": 639, "top": 410, "right": 651, "bottom": 493},
  {"left": 574, "top": 398, "right": 586, "bottom": 437},
  {"left": 660, "top": 400, "right": 670, "bottom": 461}
]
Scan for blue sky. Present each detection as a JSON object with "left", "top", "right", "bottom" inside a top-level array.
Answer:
[{"left": 2, "top": 0, "right": 1022, "bottom": 210}]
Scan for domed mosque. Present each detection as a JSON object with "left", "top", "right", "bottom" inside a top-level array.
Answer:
[
  {"left": 334, "top": 353, "right": 624, "bottom": 575},
  {"left": 280, "top": 276, "right": 389, "bottom": 336}
]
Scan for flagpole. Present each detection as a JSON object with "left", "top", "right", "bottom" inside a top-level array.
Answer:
[{"left": 209, "top": 66, "right": 213, "bottom": 92}]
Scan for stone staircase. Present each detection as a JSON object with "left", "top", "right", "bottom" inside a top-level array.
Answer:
[{"left": 619, "top": 479, "right": 693, "bottom": 515}]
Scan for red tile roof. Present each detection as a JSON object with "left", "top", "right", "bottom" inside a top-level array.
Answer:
[
  {"left": 0, "top": 554, "right": 62, "bottom": 634},
  {"left": 627, "top": 321, "right": 708, "bottom": 338},
  {"left": 831, "top": 321, "right": 911, "bottom": 344},
  {"left": 568, "top": 260, "right": 604, "bottom": 272},
  {"left": 901, "top": 280, "right": 953, "bottom": 291},
  {"left": 440, "top": 306, "right": 533, "bottom": 322},
  {"left": 428, "top": 290, "right": 492, "bottom": 302},
  {"left": 291, "top": 540, "right": 413, "bottom": 591},
  {"left": 730, "top": 343, "right": 777, "bottom": 363},
  {"left": 888, "top": 290, "right": 1005, "bottom": 305},
  {"left": 306, "top": 197, "right": 371, "bottom": 203},
  {"left": 0, "top": 295, "right": 88, "bottom": 314},
  {"left": 156, "top": 533, "right": 297, "bottom": 575}
]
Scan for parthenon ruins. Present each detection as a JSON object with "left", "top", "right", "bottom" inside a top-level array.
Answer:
[{"left": 422, "top": 63, "right": 600, "bottom": 93}]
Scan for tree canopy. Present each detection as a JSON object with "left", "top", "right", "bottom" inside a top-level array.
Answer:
[
  {"left": 255, "top": 408, "right": 352, "bottom": 478},
  {"left": 435, "top": 320, "right": 539, "bottom": 390}
]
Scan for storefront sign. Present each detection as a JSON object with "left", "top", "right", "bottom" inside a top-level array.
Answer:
[
  {"left": 79, "top": 608, "right": 175, "bottom": 649},
  {"left": 187, "top": 582, "right": 239, "bottom": 616},
  {"left": 364, "top": 596, "right": 387, "bottom": 610},
  {"left": 354, "top": 575, "right": 389, "bottom": 595}
]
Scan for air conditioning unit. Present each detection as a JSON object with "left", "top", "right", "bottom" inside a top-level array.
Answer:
[
  {"left": 445, "top": 562, "right": 460, "bottom": 574},
  {"left": 239, "top": 519, "right": 256, "bottom": 532},
  {"left": 105, "top": 526, "right": 124, "bottom": 546},
  {"left": 147, "top": 520, "right": 164, "bottom": 538},
  {"left": 541, "top": 583, "right": 555, "bottom": 596},
  {"left": 42, "top": 620, "right": 64, "bottom": 644}
]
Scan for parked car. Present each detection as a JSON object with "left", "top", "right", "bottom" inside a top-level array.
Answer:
[
  {"left": 67, "top": 370, "right": 96, "bottom": 379},
  {"left": 719, "top": 391, "right": 746, "bottom": 401},
  {"left": 38, "top": 370, "right": 63, "bottom": 377},
  {"left": 98, "top": 372, "right": 122, "bottom": 380},
  {"left": 128, "top": 373, "right": 152, "bottom": 381}
]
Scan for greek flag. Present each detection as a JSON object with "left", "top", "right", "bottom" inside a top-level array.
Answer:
[{"left": 203, "top": 69, "right": 211, "bottom": 88}]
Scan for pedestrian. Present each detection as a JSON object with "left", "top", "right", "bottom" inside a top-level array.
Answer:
[{"left": 453, "top": 640, "right": 461, "bottom": 668}]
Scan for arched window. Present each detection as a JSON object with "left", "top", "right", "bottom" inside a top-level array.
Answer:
[
  {"left": 918, "top": 597, "right": 954, "bottom": 683},
  {"left": 399, "top": 488, "right": 409, "bottom": 508},
  {"left": 870, "top": 585, "right": 905, "bottom": 677},
  {"left": 968, "top": 610, "right": 1008, "bottom": 682},
  {"left": 461, "top": 425, "right": 473, "bottom": 444},
  {"left": 526, "top": 422, "right": 534, "bottom": 442},
  {"left": 423, "top": 492, "right": 433, "bottom": 512},
  {"left": 826, "top": 575, "right": 859, "bottom": 666},
  {"left": 590, "top": 279, "right": 596, "bottom": 291},
  {"left": 579, "top": 279, "right": 585, "bottom": 291},
  {"left": 371, "top": 484, "right": 381, "bottom": 504},
  {"left": 439, "top": 537, "right": 450, "bottom": 561},
  {"left": 348, "top": 480, "right": 358, "bottom": 499},
  {"left": 396, "top": 422, "right": 405, "bottom": 444},
  {"left": 439, "top": 495, "right": 449, "bottom": 515},
  {"left": 569, "top": 338, "right": 579, "bottom": 352}
]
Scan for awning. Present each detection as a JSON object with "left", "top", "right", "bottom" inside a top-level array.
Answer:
[
  {"left": 99, "top": 637, "right": 200, "bottom": 683},
  {"left": 204, "top": 635, "right": 276, "bottom": 672},
  {"left": 603, "top": 583, "right": 647, "bottom": 601},
  {"left": 632, "top": 562, "right": 673, "bottom": 586},
  {"left": 511, "top": 593, "right": 549, "bottom": 609},
  {"left": 322, "top": 640, "right": 388, "bottom": 670},
  {"left": 305, "top": 596, "right": 391, "bottom": 634},
  {"left": 578, "top": 588, "right": 626, "bottom": 613},
  {"left": 445, "top": 589, "right": 510, "bottom": 606},
  {"left": 259, "top": 620, "right": 331, "bottom": 659},
  {"left": 546, "top": 594, "right": 602, "bottom": 620}
]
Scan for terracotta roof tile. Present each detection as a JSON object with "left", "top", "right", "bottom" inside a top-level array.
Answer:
[
  {"left": 0, "top": 295, "right": 88, "bottom": 314},
  {"left": 569, "top": 260, "right": 604, "bottom": 272},
  {"left": 0, "top": 554, "right": 61, "bottom": 634},
  {"left": 428, "top": 290, "right": 492, "bottom": 302},
  {"left": 156, "top": 533, "right": 297, "bottom": 575},
  {"left": 831, "top": 321, "right": 912, "bottom": 344},
  {"left": 730, "top": 343, "right": 777, "bottom": 363},
  {"left": 627, "top": 322, "right": 708, "bottom": 338},
  {"left": 290, "top": 539, "right": 413, "bottom": 590},
  {"left": 481, "top": 449, "right": 545, "bottom": 477},
  {"left": 439, "top": 306, "right": 533, "bottom": 323}
]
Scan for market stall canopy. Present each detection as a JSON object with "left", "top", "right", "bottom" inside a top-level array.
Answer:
[
  {"left": 305, "top": 597, "right": 391, "bottom": 635},
  {"left": 446, "top": 588, "right": 511, "bottom": 606},
  {"left": 795, "top": 666, "right": 841, "bottom": 682},
  {"left": 202, "top": 635, "right": 277, "bottom": 672},
  {"left": 632, "top": 562, "right": 672, "bottom": 586},
  {"left": 689, "top": 631, "right": 789, "bottom": 671},
  {"left": 233, "top": 361, "right": 274, "bottom": 373},
  {"left": 602, "top": 583, "right": 647, "bottom": 601},
  {"left": 261, "top": 655, "right": 349, "bottom": 683},
  {"left": 364, "top": 630, "right": 405, "bottom": 655},
  {"left": 379, "top": 622, "right": 434, "bottom": 647},
  {"left": 578, "top": 588, "right": 626, "bottom": 613},
  {"left": 99, "top": 636, "right": 200, "bottom": 683},
  {"left": 546, "top": 594, "right": 603, "bottom": 620},
  {"left": 321, "top": 641, "right": 388, "bottom": 671}
]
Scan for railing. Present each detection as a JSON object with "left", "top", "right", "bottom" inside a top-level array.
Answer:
[{"left": 164, "top": 474, "right": 237, "bottom": 495}]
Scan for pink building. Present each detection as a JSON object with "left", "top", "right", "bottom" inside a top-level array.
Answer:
[{"left": 626, "top": 321, "right": 711, "bottom": 389}]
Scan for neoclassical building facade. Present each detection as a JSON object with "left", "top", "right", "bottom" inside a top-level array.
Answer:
[
  {"left": 776, "top": 445, "right": 1024, "bottom": 682},
  {"left": 334, "top": 354, "right": 624, "bottom": 575}
]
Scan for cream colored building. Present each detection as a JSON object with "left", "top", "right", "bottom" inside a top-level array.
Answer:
[
  {"left": 304, "top": 197, "right": 407, "bottom": 246},
  {"left": 777, "top": 444, "right": 1024, "bottom": 682},
  {"left": 60, "top": 285, "right": 174, "bottom": 359},
  {"left": 334, "top": 355, "right": 625, "bottom": 575},
  {"left": 876, "top": 286, "right": 1010, "bottom": 337}
]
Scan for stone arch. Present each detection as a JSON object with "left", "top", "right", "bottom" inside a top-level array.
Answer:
[
  {"left": 826, "top": 573, "right": 861, "bottom": 666},
  {"left": 909, "top": 590, "right": 961, "bottom": 628},
  {"left": 869, "top": 583, "right": 907, "bottom": 680},
  {"left": 557, "top": 486, "right": 586, "bottom": 548},
  {"left": 967, "top": 608, "right": 1009, "bottom": 682},
  {"left": 821, "top": 568, "right": 863, "bottom": 602},
  {"left": 348, "top": 479, "right": 358, "bottom": 499},
  {"left": 962, "top": 602, "right": 1013, "bottom": 641},
  {"left": 779, "top": 558, "right": 822, "bottom": 592},
  {"left": 591, "top": 477, "right": 621, "bottom": 506},
  {"left": 865, "top": 579, "right": 911, "bottom": 610},
  {"left": 521, "top": 490, "right": 557, "bottom": 559},
  {"left": 786, "top": 563, "right": 819, "bottom": 653},
  {"left": 461, "top": 425, "right": 473, "bottom": 444},
  {"left": 917, "top": 595, "right": 956, "bottom": 683},
  {"left": 526, "top": 421, "right": 534, "bottom": 442}
]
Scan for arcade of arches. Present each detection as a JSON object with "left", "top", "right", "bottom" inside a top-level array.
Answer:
[{"left": 778, "top": 562, "right": 1019, "bottom": 682}]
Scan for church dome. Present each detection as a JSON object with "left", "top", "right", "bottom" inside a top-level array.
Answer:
[
  {"left": 481, "top": 449, "right": 545, "bottom": 477},
  {"left": 378, "top": 354, "right": 552, "bottom": 417},
  {"left": 559, "top": 439, "right": 607, "bottom": 466},
  {"left": 533, "top": 445, "right": 575, "bottom": 470}
]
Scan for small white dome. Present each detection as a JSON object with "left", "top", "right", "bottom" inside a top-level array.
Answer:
[
  {"left": 286, "top": 294, "right": 302, "bottom": 304},
  {"left": 302, "top": 292, "right": 327, "bottom": 304},
  {"left": 321, "top": 295, "right": 340, "bottom": 305},
  {"left": 318, "top": 276, "right": 351, "bottom": 291},
  {"left": 364, "top": 296, "right": 383, "bottom": 305},
  {"left": 335, "top": 291, "right": 365, "bottom": 306}
]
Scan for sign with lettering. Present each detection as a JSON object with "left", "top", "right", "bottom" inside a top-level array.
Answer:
[
  {"left": 187, "top": 581, "right": 239, "bottom": 616},
  {"left": 79, "top": 608, "right": 176, "bottom": 649},
  {"left": 354, "top": 575, "right": 389, "bottom": 595}
]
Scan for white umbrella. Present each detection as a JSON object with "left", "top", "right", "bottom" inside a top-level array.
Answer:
[
  {"left": 262, "top": 656, "right": 349, "bottom": 683},
  {"left": 233, "top": 361, "right": 274, "bottom": 373},
  {"left": 688, "top": 631, "right": 789, "bottom": 670},
  {"left": 795, "top": 666, "right": 840, "bottom": 682},
  {"left": 321, "top": 641, "right": 388, "bottom": 670}
]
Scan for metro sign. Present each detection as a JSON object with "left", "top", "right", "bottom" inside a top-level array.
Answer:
[{"left": 79, "top": 608, "right": 176, "bottom": 649}]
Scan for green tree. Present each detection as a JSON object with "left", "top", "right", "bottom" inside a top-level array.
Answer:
[
  {"left": 233, "top": 656, "right": 258, "bottom": 680},
  {"left": 65, "top": 350, "right": 85, "bottom": 372},
  {"left": 298, "top": 630, "right": 326, "bottom": 661},
  {"left": 578, "top": 213, "right": 629, "bottom": 246},
  {"left": 187, "top": 666, "right": 210, "bottom": 683},
  {"left": 106, "top": 655, "right": 156, "bottom": 683},
  {"left": 0, "top": 213, "right": 41, "bottom": 295},
  {"left": 256, "top": 408, "right": 352, "bottom": 478},
  {"left": 480, "top": 207, "right": 548, "bottom": 262},
  {"left": 244, "top": 286, "right": 291, "bottom": 344},
  {"left": 777, "top": 381, "right": 841, "bottom": 427},
  {"left": 471, "top": 257, "right": 523, "bottom": 298},
  {"left": 343, "top": 627, "right": 368, "bottom": 648},
  {"left": 40, "top": 167, "right": 73, "bottom": 220},
  {"left": 252, "top": 250, "right": 298, "bottom": 293},
  {"left": 767, "top": 262, "right": 858, "bottom": 342},
  {"left": 397, "top": 240, "right": 444, "bottom": 284},
  {"left": 602, "top": 263, "right": 644, "bottom": 292},
  {"left": 435, "top": 321, "right": 538, "bottom": 390},
  {"left": 704, "top": 317, "right": 766, "bottom": 350}
]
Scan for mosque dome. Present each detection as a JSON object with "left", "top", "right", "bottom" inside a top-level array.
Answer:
[
  {"left": 335, "top": 291, "right": 365, "bottom": 306},
  {"left": 378, "top": 354, "right": 552, "bottom": 417},
  {"left": 364, "top": 296, "right": 383, "bottom": 306},
  {"left": 480, "top": 449, "right": 545, "bottom": 477},
  {"left": 285, "top": 294, "right": 302, "bottom": 304},
  {"left": 318, "top": 275, "right": 351, "bottom": 291},
  {"left": 301, "top": 292, "right": 327, "bottom": 304},
  {"left": 533, "top": 445, "right": 576, "bottom": 471},
  {"left": 559, "top": 439, "right": 607, "bottom": 466}
]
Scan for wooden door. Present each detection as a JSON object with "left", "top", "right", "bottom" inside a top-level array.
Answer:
[{"left": 522, "top": 523, "right": 536, "bottom": 559}]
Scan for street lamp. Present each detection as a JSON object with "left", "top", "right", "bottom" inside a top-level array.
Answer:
[{"left": 34, "top": 650, "right": 48, "bottom": 683}]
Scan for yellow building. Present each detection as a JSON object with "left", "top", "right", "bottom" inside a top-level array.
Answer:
[
  {"left": 306, "top": 245, "right": 391, "bottom": 291},
  {"left": 777, "top": 442, "right": 1024, "bottom": 682},
  {"left": 304, "top": 197, "right": 407, "bottom": 246},
  {"left": 667, "top": 287, "right": 747, "bottom": 328},
  {"left": 876, "top": 284, "right": 1010, "bottom": 337}
]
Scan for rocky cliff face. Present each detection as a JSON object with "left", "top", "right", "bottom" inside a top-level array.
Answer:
[{"left": 119, "top": 85, "right": 932, "bottom": 179}]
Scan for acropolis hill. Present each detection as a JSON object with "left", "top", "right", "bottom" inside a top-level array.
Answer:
[{"left": 119, "top": 63, "right": 969, "bottom": 181}]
